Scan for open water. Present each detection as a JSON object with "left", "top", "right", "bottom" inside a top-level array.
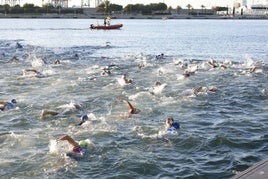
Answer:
[{"left": 0, "top": 19, "right": 267, "bottom": 179}]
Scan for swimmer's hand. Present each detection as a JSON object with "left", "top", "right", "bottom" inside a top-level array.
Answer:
[{"left": 116, "top": 98, "right": 124, "bottom": 102}]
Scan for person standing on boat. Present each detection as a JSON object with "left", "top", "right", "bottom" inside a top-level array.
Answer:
[
  {"left": 106, "top": 16, "right": 111, "bottom": 26},
  {"left": 104, "top": 18, "right": 107, "bottom": 26}
]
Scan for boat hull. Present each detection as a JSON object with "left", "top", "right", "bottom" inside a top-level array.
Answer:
[{"left": 90, "top": 24, "right": 123, "bottom": 30}]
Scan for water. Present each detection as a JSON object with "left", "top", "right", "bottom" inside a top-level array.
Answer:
[{"left": 0, "top": 19, "right": 267, "bottom": 178}]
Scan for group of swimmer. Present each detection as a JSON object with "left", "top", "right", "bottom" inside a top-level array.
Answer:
[
  {"left": 50, "top": 57, "right": 266, "bottom": 154},
  {"left": 57, "top": 115, "right": 181, "bottom": 155},
  {"left": 1, "top": 42, "right": 266, "bottom": 156},
  {"left": 1, "top": 96, "right": 181, "bottom": 156}
]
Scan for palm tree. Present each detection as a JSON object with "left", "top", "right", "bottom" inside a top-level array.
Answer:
[
  {"left": 201, "top": 5, "right": 205, "bottom": 14},
  {"left": 186, "top": 4, "right": 192, "bottom": 10},
  {"left": 176, "top": 6, "right": 182, "bottom": 13},
  {"left": 104, "top": 0, "right": 111, "bottom": 14},
  {"left": 3, "top": 4, "right": 11, "bottom": 16},
  {"left": 97, "top": 0, "right": 111, "bottom": 14},
  {"left": 186, "top": 4, "right": 192, "bottom": 15}
]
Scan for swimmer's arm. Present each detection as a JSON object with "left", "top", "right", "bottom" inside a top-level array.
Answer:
[
  {"left": 125, "top": 101, "right": 136, "bottom": 114},
  {"left": 58, "top": 135, "right": 80, "bottom": 148},
  {"left": 0, "top": 105, "right": 5, "bottom": 111},
  {"left": 116, "top": 98, "right": 138, "bottom": 114},
  {"left": 40, "top": 110, "right": 59, "bottom": 119},
  {"left": 74, "top": 104, "right": 81, "bottom": 109},
  {"left": 120, "top": 99, "right": 135, "bottom": 114},
  {"left": 193, "top": 86, "right": 202, "bottom": 95},
  {"left": 24, "top": 69, "right": 38, "bottom": 73},
  {"left": 0, "top": 101, "right": 6, "bottom": 106},
  {"left": 0, "top": 102, "right": 6, "bottom": 110}
]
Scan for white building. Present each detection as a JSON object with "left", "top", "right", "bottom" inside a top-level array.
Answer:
[{"left": 0, "top": 0, "right": 102, "bottom": 7}]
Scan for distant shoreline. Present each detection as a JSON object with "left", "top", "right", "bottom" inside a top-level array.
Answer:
[{"left": 0, "top": 13, "right": 267, "bottom": 20}]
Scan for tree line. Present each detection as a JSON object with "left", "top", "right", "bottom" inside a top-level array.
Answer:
[
  {"left": 96, "top": 0, "right": 228, "bottom": 15},
  {"left": 0, "top": 0, "right": 228, "bottom": 15},
  {"left": 97, "top": 1, "right": 168, "bottom": 15},
  {"left": 0, "top": 3, "right": 83, "bottom": 15}
]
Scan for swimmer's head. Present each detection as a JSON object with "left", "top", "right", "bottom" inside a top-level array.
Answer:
[
  {"left": 209, "top": 58, "right": 215, "bottom": 63},
  {"left": 78, "top": 115, "right": 88, "bottom": 126},
  {"left": 166, "top": 117, "right": 174, "bottom": 125},
  {"left": 81, "top": 114, "right": 88, "bottom": 122},
  {"left": 208, "top": 86, "right": 217, "bottom": 92},
  {"left": 155, "top": 81, "right": 161, "bottom": 86},
  {"left": 11, "top": 99, "right": 17, "bottom": 104},
  {"left": 79, "top": 140, "right": 87, "bottom": 148}
]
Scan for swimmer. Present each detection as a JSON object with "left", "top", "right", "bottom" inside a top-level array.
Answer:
[
  {"left": 261, "top": 89, "right": 268, "bottom": 96},
  {"left": 121, "top": 74, "right": 132, "bottom": 84},
  {"left": 249, "top": 64, "right": 263, "bottom": 73},
  {"left": 117, "top": 74, "right": 132, "bottom": 86},
  {"left": 155, "top": 53, "right": 164, "bottom": 60},
  {"left": 0, "top": 99, "right": 17, "bottom": 111},
  {"left": 57, "top": 135, "right": 87, "bottom": 155},
  {"left": 101, "top": 66, "right": 111, "bottom": 76},
  {"left": 69, "top": 53, "right": 79, "bottom": 59},
  {"left": 40, "top": 102, "right": 81, "bottom": 119},
  {"left": 40, "top": 110, "right": 59, "bottom": 118},
  {"left": 155, "top": 81, "right": 162, "bottom": 87},
  {"left": 16, "top": 42, "right": 23, "bottom": 48},
  {"left": 208, "top": 58, "right": 218, "bottom": 68},
  {"left": 54, "top": 59, "right": 61, "bottom": 64},
  {"left": 105, "top": 41, "right": 111, "bottom": 47},
  {"left": 166, "top": 117, "right": 180, "bottom": 132},
  {"left": 238, "top": 65, "right": 263, "bottom": 76},
  {"left": 150, "top": 81, "right": 167, "bottom": 95},
  {"left": 77, "top": 114, "right": 89, "bottom": 126},
  {"left": 8, "top": 56, "right": 19, "bottom": 63},
  {"left": 193, "top": 86, "right": 217, "bottom": 96},
  {"left": 181, "top": 86, "right": 217, "bottom": 97},
  {"left": 138, "top": 63, "right": 145, "bottom": 69},
  {"left": 183, "top": 69, "right": 195, "bottom": 78},
  {"left": 208, "top": 59, "right": 227, "bottom": 69},
  {"left": 117, "top": 98, "right": 140, "bottom": 115},
  {"left": 21, "top": 69, "right": 44, "bottom": 78},
  {"left": 207, "top": 86, "right": 217, "bottom": 92},
  {"left": 174, "top": 59, "right": 188, "bottom": 69}
]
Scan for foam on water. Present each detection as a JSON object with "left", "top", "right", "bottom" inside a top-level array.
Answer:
[{"left": 49, "top": 139, "right": 61, "bottom": 154}]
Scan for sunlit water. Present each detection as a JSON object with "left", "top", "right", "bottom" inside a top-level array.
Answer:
[{"left": 0, "top": 19, "right": 267, "bottom": 178}]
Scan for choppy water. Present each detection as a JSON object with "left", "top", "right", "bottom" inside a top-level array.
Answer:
[{"left": 0, "top": 19, "right": 268, "bottom": 179}]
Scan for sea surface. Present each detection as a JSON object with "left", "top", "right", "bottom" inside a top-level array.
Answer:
[{"left": 0, "top": 19, "right": 267, "bottom": 179}]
